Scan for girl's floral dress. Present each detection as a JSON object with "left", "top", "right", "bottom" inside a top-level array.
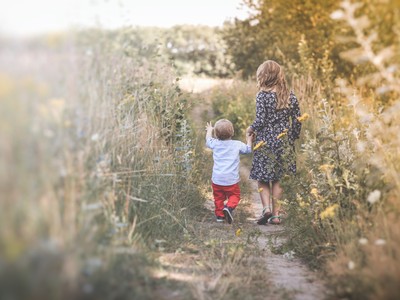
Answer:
[{"left": 249, "top": 90, "right": 302, "bottom": 183}]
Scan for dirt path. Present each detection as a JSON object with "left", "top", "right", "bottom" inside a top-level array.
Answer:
[
  {"left": 182, "top": 77, "right": 328, "bottom": 300},
  {"left": 240, "top": 167, "right": 327, "bottom": 300}
]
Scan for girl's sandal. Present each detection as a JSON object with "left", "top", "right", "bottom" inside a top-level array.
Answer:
[
  {"left": 267, "top": 216, "right": 282, "bottom": 225},
  {"left": 257, "top": 211, "right": 273, "bottom": 225}
]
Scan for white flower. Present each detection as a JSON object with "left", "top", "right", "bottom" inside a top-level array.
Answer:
[
  {"left": 367, "top": 190, "right": 381, "bottom": 204},
  {"left": 249, "top": 19, "right": 260, "bottom": 26},
  {"left": 356, "top": 141, "right": 366, "bottom": 153},
  {"left": 375, "top": 239, "right": 386, "bottom": 246},
  {"left": 358, "top": 238, "right": 368, "bottom": 245},
  {"left": 330, "top": 10, "right": 344, "bottom": 20},
  {"left": 348, "top": 260, "right": 355, "bottom": 270},
  {"left": 91, "top": 133, "right": 100, "bottom": 141},
  {"left": 283, "top": 250, "right": 295, "bottom": 260}
]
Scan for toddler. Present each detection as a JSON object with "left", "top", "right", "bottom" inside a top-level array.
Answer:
[{"left": 206, "top": 119, "right": 253, "bottom": 224}]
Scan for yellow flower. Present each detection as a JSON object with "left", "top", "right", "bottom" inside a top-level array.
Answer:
[
  {"left": 235, "top": 228, "right": 242, "bottom": 236},
  {"left": 319, "top": 164, "right": 334, "bottom": 173},
  {"left": 277, "top": 129, "right": 288, "bottom": 139},
  {"left": 49, "top": 98, "right": 65, "bottom": 110},
  {"left": 297, "top": 113, "right": 310, "bottom": 122},
  {"left": 320, "top": 204, "right": 339, "bottom": 220},
  {"left": 310, "top": 188, "right": 319, "bottom": 197},
  {"left": 253, "top": 141, "right": 266, "bottom": 151},
  {"left": 258, "top": 188, "right": 264, "bottom": 193}
]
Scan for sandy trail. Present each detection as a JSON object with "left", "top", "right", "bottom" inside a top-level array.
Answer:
[
  {"left": 241, "top": 167, "right": 327, "bottom": 300},
  {"left": 183, "top": 77, "right": 328, "bottom": 300}
]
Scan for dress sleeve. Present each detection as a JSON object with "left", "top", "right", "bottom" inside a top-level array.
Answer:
[
  {"left": 250, "top": 92, "right": 267, "bottom": 132},
  {"left": 288, "top": 92, "right": 302, "bottom": 143}
]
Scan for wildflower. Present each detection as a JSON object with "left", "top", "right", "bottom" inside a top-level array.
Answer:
[
  {"left": 277, "top": 129, "right": 288, "bottom": 139},
  {"left": 49, "top": 98, "right": 65, "bottom": 110},
  {"left": 356, "top": 141, "right": 366, "bottom": 153},
  {"left": 91, "top": 133, "right": 100, "bottom": 141},
  {"left": 310, "top": 188, "right": 319, "bottom": 197},
  {"left": 299, "top": 201, "right": 307, "bottom": 208},
  {"left": 367, "top": 190, "right": 381, "bottom": 204},
  {"left": 375, "top": 239, "right": 386, "bottom": 246},
  {"left": 253, "top": 141, "right": 266, "bottom": 151},
  {"left": 330, "top": 10, "right": 344, "bottom": 20},
  {"left": 297, "top": 113, "right": 310, "bottom": 122},
  {"left": 348, "top": 260, "right": 355, "bottom": 270},
  {"left": 319, "top": 164, "right": 334, "bottom": 173},
  {"left": 358, "top": 238, "right": 368, "bottom": 245},
  {"left": 235, "top": 228, "right": 242, "bottom": 237},
  {"left": 64, "top": 120, "right": 72, "bottom": 128},
  {"left": 258, "top": 188, "right": 264, "bottom": 193},
  {"left": 283, "top": 250, "right": 295, "bottom": 260},
  {"left": 320, "top": 204, "right": 339, "bottom": 220}
]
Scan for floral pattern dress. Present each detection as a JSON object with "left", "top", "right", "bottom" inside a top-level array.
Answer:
[{"left": 249, "top": 90, "right": 302, "bottom": 183}]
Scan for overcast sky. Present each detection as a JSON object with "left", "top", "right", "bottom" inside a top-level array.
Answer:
[{"left": 0, "top": 0, "right": 249, "bottom": 36}]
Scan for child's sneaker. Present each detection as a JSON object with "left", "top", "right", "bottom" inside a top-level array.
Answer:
[
  {"left": 223, "top": 206, "right": 234, "bottom": 224},
  {"left": 216, "top": 216, "right": 225, "bottom": 223}
]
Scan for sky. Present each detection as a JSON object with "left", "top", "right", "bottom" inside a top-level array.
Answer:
[{"left": 0, "top": 0, "right": 249, "bottom": 36}]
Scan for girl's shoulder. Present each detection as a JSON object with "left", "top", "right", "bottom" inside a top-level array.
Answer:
[
  {"left": 257, "top": 90, "right": 276, "bottom": 96},
  {"left": 257, "top": 90, "right": 276, "bottom": 102}
]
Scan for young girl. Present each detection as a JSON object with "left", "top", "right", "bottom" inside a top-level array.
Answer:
[
  {"left": 206, "top": 119, "right": 253, "bottom": 224},
  {"left": 247, "top": 60, "right": 302, "bottom": 225}
]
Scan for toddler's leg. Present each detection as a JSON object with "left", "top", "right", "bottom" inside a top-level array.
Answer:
[
  {"left": 212, "top": 183, "right": 226, "bottom": 218},
  {"left": 225, "top": 183, "right": 241, "bottom": 209}
]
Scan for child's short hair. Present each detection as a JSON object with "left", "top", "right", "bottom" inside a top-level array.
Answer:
[{"left": 214, "top": 119, "right": 234, "bottom": 140}]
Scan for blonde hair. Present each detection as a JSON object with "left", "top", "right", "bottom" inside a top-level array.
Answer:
[
  {"left": 256, "top": 60, "right": 290, "bottom": 109},
  {"left": 214, "top": 119, "right": 234, "bottom": 140}
]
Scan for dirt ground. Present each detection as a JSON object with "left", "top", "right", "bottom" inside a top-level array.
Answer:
[{"left": 153, "top": 77, "right": 329, "bottom": 300}]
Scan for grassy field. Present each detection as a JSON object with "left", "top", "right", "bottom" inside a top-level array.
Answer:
[{"left": 1, "top": 3, "right": 399, "bottom": 298}]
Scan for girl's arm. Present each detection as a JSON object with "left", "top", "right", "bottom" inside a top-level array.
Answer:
[
  {"left": 249, "top": 93, "right": 267, "bottom": 133},
  {"left": 289, "top": 93, "right": 302, "bottom": 143}
]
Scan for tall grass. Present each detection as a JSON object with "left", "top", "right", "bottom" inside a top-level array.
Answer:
[
  {"left": 0, "top": 30, "right": 203, "bottom": 299},
  {"left": 209, "top": 2, "right": 400, "bottom": 296}
]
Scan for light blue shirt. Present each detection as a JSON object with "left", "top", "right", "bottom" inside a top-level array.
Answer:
[{"left": 206, "top": 137, "right": 251, "bottom": 186}]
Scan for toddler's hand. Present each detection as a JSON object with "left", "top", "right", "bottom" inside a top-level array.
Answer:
[
  {"left": 205, "top": 122, "right": 213, "bottom": 131},
  {"left": 246, "top": 133, "right": 254, "bottom": 144}
]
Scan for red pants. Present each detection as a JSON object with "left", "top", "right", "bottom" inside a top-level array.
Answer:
[{"left": 212, "top": 182, "right": 241, "bottom": 217}]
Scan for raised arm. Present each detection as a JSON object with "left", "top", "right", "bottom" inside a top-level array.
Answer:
[{"left": 205, "top": 122, "right": 213, "bottom": 140}]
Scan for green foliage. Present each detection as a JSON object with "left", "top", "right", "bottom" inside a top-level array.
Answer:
[
  {"left": 76, "top": 25, "right": 234, "bottom": 78},
  {"left": 223, "top": 0, "right": 399, "bottom": 95},
  {"left": 209, "top": 81, "right": 257, "bottom": 139},
  {"left": 223, "top": 0, "right": 339, "bottom": 79},
  {"left": 0, "top": 29, "right": 204, "bottom": 299}
]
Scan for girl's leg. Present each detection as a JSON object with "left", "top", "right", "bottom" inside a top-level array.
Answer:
[
  {"left": 258, "top": 181, "right": 272, "bottom": 213},
  {"left": 271, "top": 181, "right": 283, "bottom": 223},
  {"left": 256, "top": 181, "right": 272, "bottom": 225}
]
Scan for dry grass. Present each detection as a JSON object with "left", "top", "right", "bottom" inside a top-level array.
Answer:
[{"left": 0, "top": 31, "right": 204, "bottom": 299}]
